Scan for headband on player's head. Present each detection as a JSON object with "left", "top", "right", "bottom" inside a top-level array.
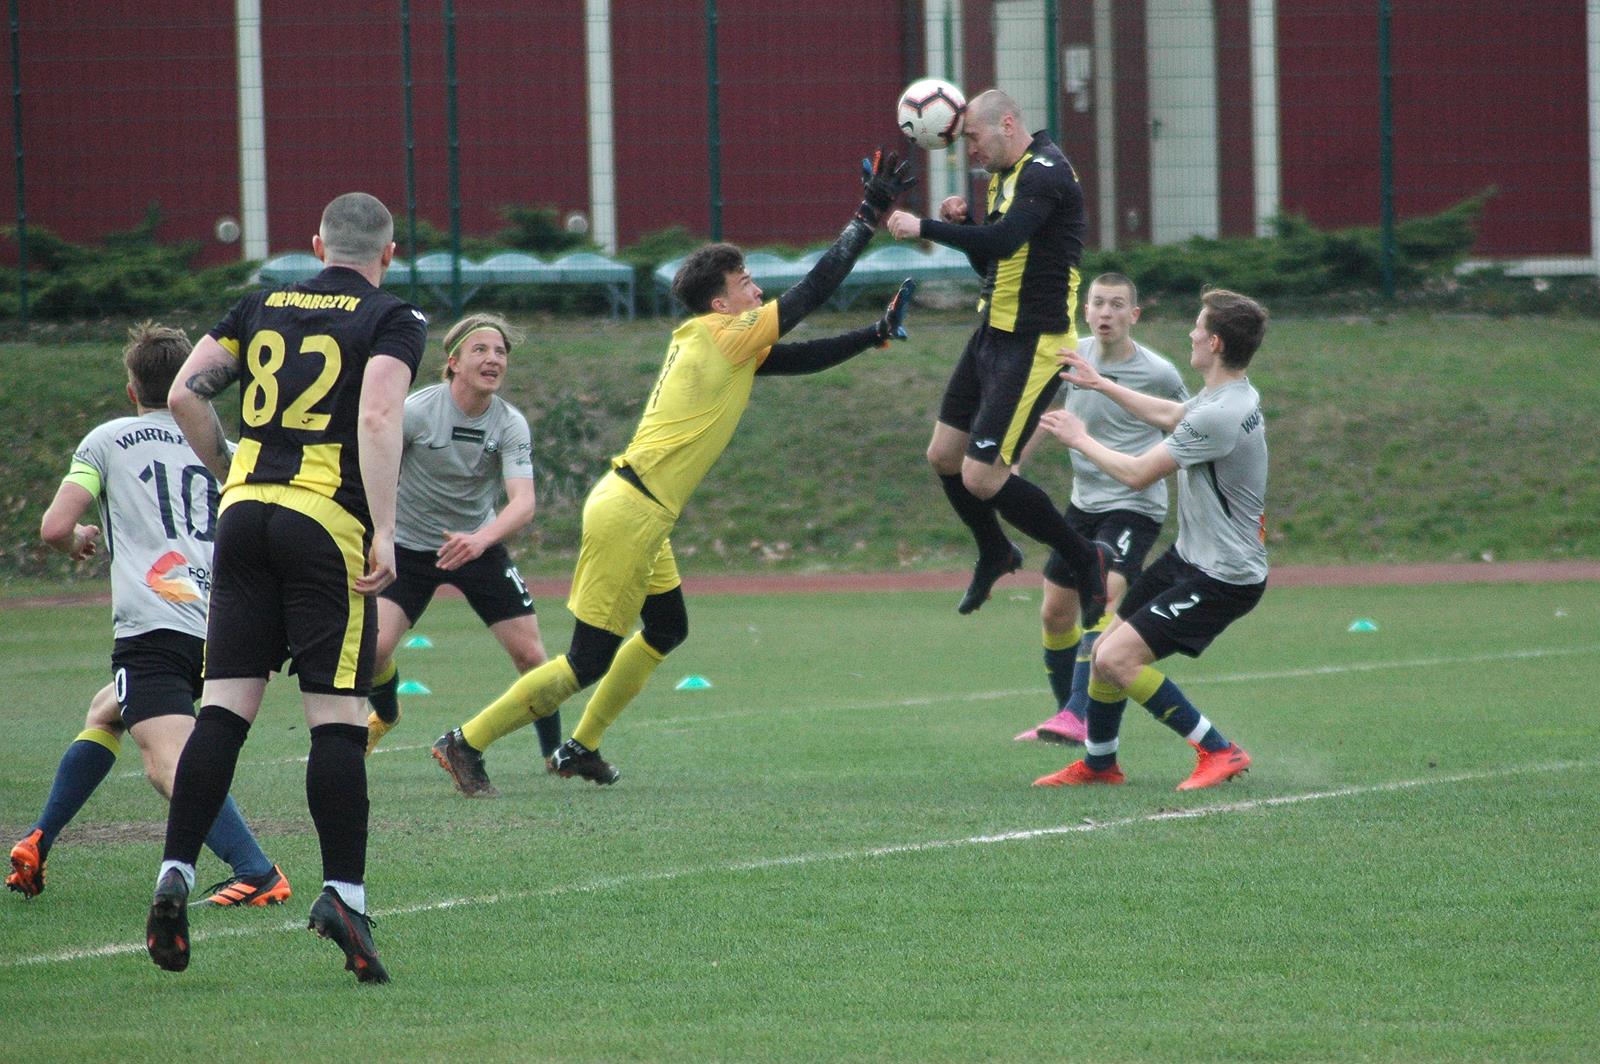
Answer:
[{"left": 445, "top": 324, "right": 513, "bottom": 361}]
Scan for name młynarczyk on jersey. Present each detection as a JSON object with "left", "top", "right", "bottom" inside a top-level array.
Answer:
[
  {"left": 263, "top": 291, "right": 363, "bottom": 312},
  {"left": 451, "top": 427, "right": 486, "bottom": 444}
]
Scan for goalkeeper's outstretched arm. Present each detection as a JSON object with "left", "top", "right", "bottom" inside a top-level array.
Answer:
[
  {"left": 775, "top": 152, "right": 915, "bottom": 337},
  {"left": 760, "top": 279, "right": 917, "bottom": 376}
]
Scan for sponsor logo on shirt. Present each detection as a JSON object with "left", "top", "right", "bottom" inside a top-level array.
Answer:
[{"left": 146, "top": 550, "right": 204, "bottom": 604}]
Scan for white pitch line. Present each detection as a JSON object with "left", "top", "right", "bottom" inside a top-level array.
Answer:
[
  {"left": 94, "top": 640, "right": 1600, "bottom": 779},
  {"left": 9, "top": 757, "right": 1593, "bottom": 969},
  {"left": 618, "top": 642, "right": 1600, "bottom": 732}
]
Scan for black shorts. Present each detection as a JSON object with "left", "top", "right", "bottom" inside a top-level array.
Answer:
[
  {"left": 938, "top": 321, "right": 1066, "bottom": 466},
  {"left": 1118, "top": 546, "right": 1266, "bottom": 659},
  {"left": 1044, "top": 506, "right": 1163, "bottom": 587},
  {"left": 112, "top": 629, "right": 204, "bottom": 727},
  {"left": 204, "top": 496, "right": 377, "bottom": 696},
  {"left": 381, "top": 543, "right": 536, "bottom": 627}
]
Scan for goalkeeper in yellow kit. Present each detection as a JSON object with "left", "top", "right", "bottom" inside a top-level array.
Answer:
[{"left": 431, "top": 152, "right": 917, "bottom": 795}]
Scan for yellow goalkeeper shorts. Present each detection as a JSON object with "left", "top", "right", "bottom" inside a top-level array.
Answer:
[{"left": 567, "top": 470, "right": 682, "bottom": 637}]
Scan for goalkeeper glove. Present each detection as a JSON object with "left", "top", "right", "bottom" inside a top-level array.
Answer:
[
  {"left": 857, "top": 150, "right": 916, "bottom": 225},
  {"left": 873, "top": 278, "right": 917, "bottom": 347}
]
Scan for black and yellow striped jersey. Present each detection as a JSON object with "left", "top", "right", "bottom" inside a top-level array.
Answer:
[
  {"left": 923, "top": 131, "right": 1085, "bottom": 335},
  {"left": 207, "top": 266, "right": 427, "bottom": 527}
]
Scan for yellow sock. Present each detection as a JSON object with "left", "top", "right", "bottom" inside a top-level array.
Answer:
[
  {"left": 572, "top": 633, "right": 666, "bottom": 750},
  {"left": 1087, "top": 676, "right": 1127, "bottom": 703},
  {"left": 461, "top": 656, "right": 580, "bottom": 751},
  {"left": 373, "top": 658, "right": 397, "bottom": 685},
  {"left": 76, "top": 727, "right": 121, "bottom": 756},
  {"left": 1089, "top": 613, "right": 1112, "bottom": 635},
  {"left": 1127, "top": 665, "right": 1165, "bottom": 705},
  {"left": 1042, "top": 623, "right": 1082, "bottom": 652}
]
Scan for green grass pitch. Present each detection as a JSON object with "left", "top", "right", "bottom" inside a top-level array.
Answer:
[{"left": 2, "top": 580, "right": 1597, "bottom": 1061}]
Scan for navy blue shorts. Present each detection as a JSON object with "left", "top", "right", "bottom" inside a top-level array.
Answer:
[
  {"left": 380, "top": 543, "right": 535, "bottom": 627},
  {"left": 1119, "top": 547, "right": 1265, "bottom": 659},
  {"left": 1044, "top": 505, "right": 1163, "bottom": 587},
  {"left": 112, "top": 629, "right": 204, "bottom": 727}
]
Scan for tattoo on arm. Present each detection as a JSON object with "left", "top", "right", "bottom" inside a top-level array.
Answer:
[
  {"left": 186, "top": 362, "right": 240, "bottom": 400},
  {"left": 199, "top": 406, "right": 231, "bottom": 471}
]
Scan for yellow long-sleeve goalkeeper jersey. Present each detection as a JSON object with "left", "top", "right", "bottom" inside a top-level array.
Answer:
[{"left": 611, "top": 300, "right": 779, "bottom": 517}]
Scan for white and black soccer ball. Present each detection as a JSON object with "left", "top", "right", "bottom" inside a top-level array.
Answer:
[{"left": 896, "top": 78, "right": 966, "bottom": 151}]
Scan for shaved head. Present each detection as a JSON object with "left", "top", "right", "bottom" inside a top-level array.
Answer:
[
  {"left": 966, "top": 89, "right": 1023, "bottom": 129},
  {"left": 318, "top": 192, "right": 393, "bottom": 265}
]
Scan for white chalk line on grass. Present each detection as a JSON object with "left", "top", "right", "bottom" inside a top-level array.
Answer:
[
  {"left": 97, "top": 640, "right": 1600, "bottom": 777},
  {"left": 10, "top": 757, "right": 1595, "bottom": 969}
]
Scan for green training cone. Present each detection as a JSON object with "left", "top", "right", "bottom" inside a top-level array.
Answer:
[
  {"left": 403, "top": 635, "right": 434, "bottom": 649},
  {"left": 674, "top": 675, "right": 713, "bottom": 691},
  {"left": 396, "top": 680, "right": 432, "bottom": 695},
  {"left": 1347, "top": 619, "right": 1379, "bottom": 633}
]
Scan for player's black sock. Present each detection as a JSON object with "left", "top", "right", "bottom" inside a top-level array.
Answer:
[
  {"left": 533, "top": 710, "right": 563, "bottom": 759},
  {"left": 938, "top": 473, "right": 1012, "bottom": 558},
  {"left": 163, "top": 705, "right": 250, "bottom": 867},
  {"left": 369, "top": 668, "right": 400, "bottom": 725},
  {"left": 307, "top": 723, "right": 369, "bottom": 885},
  {"left": 989, "top": 475, "right": 1096, "bottom": 572}
]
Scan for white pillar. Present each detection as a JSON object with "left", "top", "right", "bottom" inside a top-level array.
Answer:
[
  {"left": 924, "top": 0, "right": 966, "bottom": 213},
  {"left": 235, "top": 0, "right": 268, "bottom": 261},
  {"left": 1250, "top": 0, "right": 1279, "bottom": 237},
  {"left": 1093, "top": 0, "right": 1116, "bottom": 250},
  {"left": 1589, "top": 0, "right": 1600, "bottom": 272},
  {"left": 585, "top": 0, "right": 618, "bottom": 254}
]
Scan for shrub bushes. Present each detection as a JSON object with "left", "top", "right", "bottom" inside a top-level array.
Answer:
[
  {"left": 3, "top": 208, "right": 255, "bottom": 323},
  {"left": 6, "top": 191, "right": 1592, "bottom": 325}
]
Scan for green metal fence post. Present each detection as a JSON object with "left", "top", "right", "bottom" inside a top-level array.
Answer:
[
  {"left": 1378, "top": 0, "right": 1395, "bottom": 302},
  {"left": 1044, "top": 0, "right": 1060, "bottom": 141},
  {"left": 400, "top": 0, "right": 419, "bottom": 307},
  {"left": 706, "top": 0, "right": 722, "bottom": 241},
  {"left": 444, "top": 0, "right": 463, "bottom": 316},
  {"left": 8, "top": 0, "right": 27, "bottom": 327}
]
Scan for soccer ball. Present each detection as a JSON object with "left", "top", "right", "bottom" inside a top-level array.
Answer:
[{"left": 897, "top": 78, "right": 966, "bottom": 151}]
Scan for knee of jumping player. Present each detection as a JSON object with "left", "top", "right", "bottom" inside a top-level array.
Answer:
[
  {"left": 640, "top": 587, "right": 688, "bottom": 656},
  {"left": 960, "top": 459, "right": 1006, "bottom": 500}
]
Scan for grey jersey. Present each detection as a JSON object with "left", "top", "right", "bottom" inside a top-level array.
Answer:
[
  {"left": 68, "top": 410, "right": 219, "bottom": 639},
  {"left": 1064, "top": 336, "right": 1189, "bottom": 520},
  {"left": 395, "top": 383, "right": 534, "bottom": 552},
  {"left": 1162, "top": 379, "right": 1269, "bottom": 584}
]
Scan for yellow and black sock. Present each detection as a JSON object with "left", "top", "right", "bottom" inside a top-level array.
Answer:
[
  {"left": 369, "top": 659, "right": 400, "bottom": 725},
  {"left": 34, "top": 727, "right": 121, "bottom": 853},
  {"left": 1130, "top": 666, "right": 1227, "bottom": 750},
  {"left": 1083, "top": 676, "right": 1128, "bottom": 769},
  {"left": 1042, "top": 624, "right": 1082, "bottom": 709}
]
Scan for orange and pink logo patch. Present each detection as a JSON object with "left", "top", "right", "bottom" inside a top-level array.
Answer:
[{"left": 146, "top": 550, "right": 201, "bottom": 603}]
